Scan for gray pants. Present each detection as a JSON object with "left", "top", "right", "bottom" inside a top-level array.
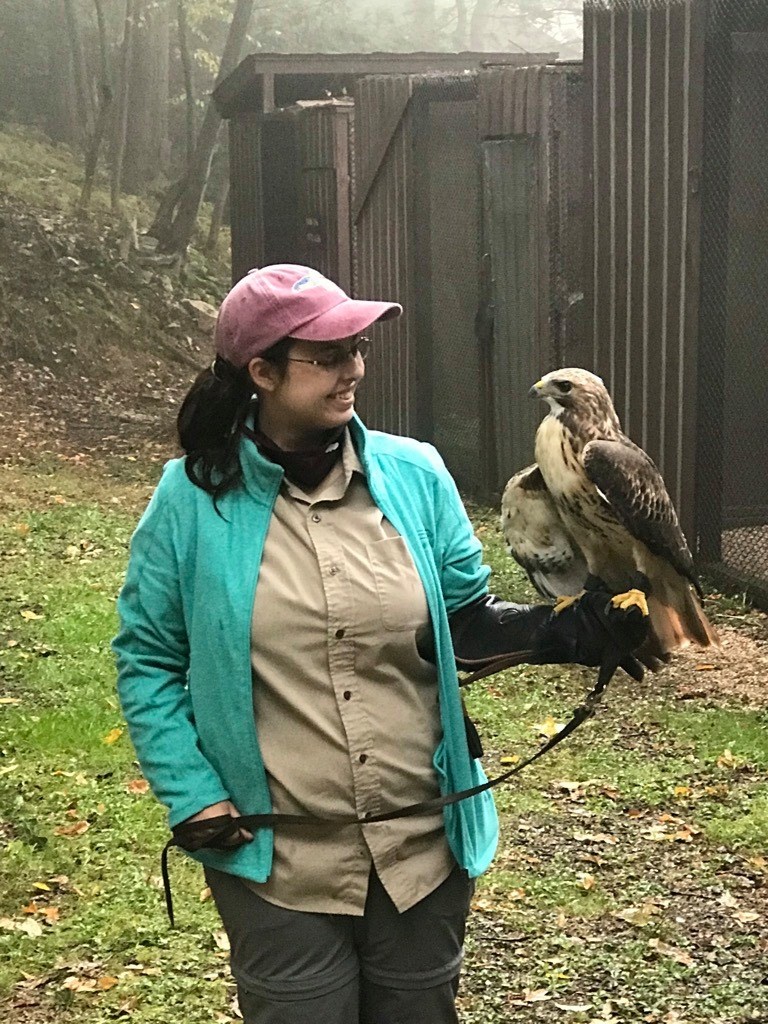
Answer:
[{"left": 205, "top": 865, "right": 474, "bottom": 1024}]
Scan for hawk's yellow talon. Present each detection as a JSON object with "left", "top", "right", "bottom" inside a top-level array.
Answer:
[
  {"left": 553, "top": 592, "right": 584, "bottom": 615},
  {"left": 610, "top": 588, "right": 649, "bottom": 617}
]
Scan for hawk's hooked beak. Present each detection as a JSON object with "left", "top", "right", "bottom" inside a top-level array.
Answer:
[{"left": 529, "top": 380, "right": 545, "bottom": 398}]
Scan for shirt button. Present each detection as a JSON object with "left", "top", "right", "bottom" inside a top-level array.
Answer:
[
  {"left": 359, "top": 753, "right": 368, "bottom": 764},
  {"left": 311, "top": 513, "right": 322, "bottom": 523},
  {"left": 335, "top": 628, "right": 345, "bottom": 639},
  {"left": 343, "top": 690, "right": 352, "bottom": 700},
  {"left": 329, "top": 565, "right": 339, "bottom": 575}
]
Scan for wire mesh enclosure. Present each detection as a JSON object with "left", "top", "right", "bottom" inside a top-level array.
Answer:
[
  {"left": 583, "top": 0, "right": 707, "bottom": 543},
  {"left": 696, "top": 0, "right": 768, "bottom": 605}
]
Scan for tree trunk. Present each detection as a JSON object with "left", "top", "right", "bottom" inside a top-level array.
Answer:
[
  {"left": 454, "top": 0, "right": 468, "bottom": 49},
  {"left": 47, "top": 8, "right": 81, "bottom": 146},
  {"left": 79, "top": 0, "right": 114, "bottom": 210},
  {"left": 156, "top": 0, "right": 255, "bottom": 255},
  {"left": 205, "top": 176, "right": 230, "bottom": 253},
  {"left": 469, "top": 0, "right": 494, "bottom": 50},
  {"left": 408, "top": 0, "right": 437, "bottom": 48},
  {"left": 111, "top": 0, "right": 137, "bottom": 213},
  {"left": 122, "top": 0, "right": 170, "bottom": 193},
  {"left": 177, "top": 0, "right": 196, "bottom": 170},
  {"left": 61, "top": 0, "right": 95, "bottom": 144}
]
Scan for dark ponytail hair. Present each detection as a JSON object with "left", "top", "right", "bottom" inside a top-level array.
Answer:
[{"left": 177, "top": 338, "right": 292, "bottom": 501}]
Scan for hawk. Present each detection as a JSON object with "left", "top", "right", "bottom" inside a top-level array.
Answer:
[{"left": 501, "top": 368, "right": 718, "bottom": 664}]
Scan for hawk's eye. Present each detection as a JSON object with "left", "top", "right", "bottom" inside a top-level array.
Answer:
[{"left": 555, "top": 380, "right": 573, "bottom": 394}]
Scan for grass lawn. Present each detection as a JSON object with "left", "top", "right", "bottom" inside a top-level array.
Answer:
[{"left": 0, "top": 459, "right": 766, "bottom": 1024}]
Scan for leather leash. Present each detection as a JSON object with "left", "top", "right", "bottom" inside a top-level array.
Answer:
[{"left": 162, "top": 646, "right": 627, "bottom": 926}]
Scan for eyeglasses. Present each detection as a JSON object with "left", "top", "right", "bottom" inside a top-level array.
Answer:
[{"left": 285, "top": 337, "right": 370, "bottom": 370}]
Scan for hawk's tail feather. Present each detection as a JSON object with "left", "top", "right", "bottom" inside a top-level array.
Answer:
[{"left": 646, "top": 572, "right": 719, "bottom": 658}]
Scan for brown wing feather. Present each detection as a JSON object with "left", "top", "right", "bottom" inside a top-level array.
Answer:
[
  {"left": 501, "top": 464, "right": 588, "bottom": 599},
  {"left": 582, "top": 438, "right": 701, "bottom": 594}
]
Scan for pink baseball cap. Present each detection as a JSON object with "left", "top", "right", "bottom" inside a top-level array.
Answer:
[{"left": 214, "top": 264, "right": 402, "bottom": 367}]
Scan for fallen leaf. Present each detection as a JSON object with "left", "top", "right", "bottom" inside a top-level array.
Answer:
[
  {"left": 0, "top": 697, "right": 22, "bottom": 705},
  {"left": 573, "top": 831, "right": 618, "bottom": 845},
  {"left": 13, "top": 522, "right": 31, "bottom": 536},
  {"left": 669, "top": 827, "right": 696, "bottom": 843},
  {"left": 614, "top": 902, "right": 660, "bottom": 927},
  {"left": 32, "top": 882, "right": 51, "bottom": 892},
  {"left": 648, "top": 937, "right": 695, "bottom": 967},
  {"left": 54, "top": 820, "right": 90, "bottom": 838},
  {"left": 717, "top": 749, "right": 739, "bottom": 769},
  {"left": 733, "top": 910, "right": 760, "bottom": 924},
  {"left": 126, "top": 778, "right": 149, "bottom": 795},
  {"left": 554, "top": 779, "right": 587, "bottom": 800},
  {"left": 17, "top": 918, "right": 44, "bottom": 938},
  {"left": 41, "top": 907, "right": 60, "bottom": 925},
  {"left": 63, "top": 976, "right": 96, "bottom": 992},
  {"left": 213, "top": 929, "right": 230, "bottom": 951},
  {"left": 52, "top": 495, "right": 68, "bottom": 505},
  {"left": 200, "top": 886, "right": 212, "bottom": 903},
  {"left": 532, "top": 716, "right": 564, "bottom": 738},
  {"left": 579, "top": 874, "right": 596, "bottom": 890},
  {"left": 102, "top": 727, "right": 123, "bottom": 745},
  {"left": 718, "top": 891, "right": 739, "bottom": 909},
  {"left": 646, "top": 823, "right": 698, "bottom": 843},
  {"left": 673, "top": 786, "right": 691, "bottom": 798},
  {"left": 98, "top": 976, "right": 119, "bottom": 991},
  {"left": 509, "top": 988, "right": 551, "bottom": 1005},
  {"left": 695, "top": 664, "right": 716, "bottom": 671},
  {"left": 499, "top": 754, "right": 520, "bottom": 766},
  {"left": 556, "top": 1004, "right": 592, "bottom": 1012},
  {"left": 20, "top": 609, "right": 44, "bottom": 621}
]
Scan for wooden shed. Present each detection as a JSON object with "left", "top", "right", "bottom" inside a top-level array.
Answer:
[
  {"left": 226, "top": 98, "right": 354, "bottom": 289},
  {"left": 214, "top": 51, "right": 556, "bottom": 290},
  {"left": 477, "top": 62, "right": 586, "bottom": 494}
]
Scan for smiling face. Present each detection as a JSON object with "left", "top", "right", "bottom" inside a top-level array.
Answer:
[{"left": 248, "top": 336, "right": 366, "bottom": 450}]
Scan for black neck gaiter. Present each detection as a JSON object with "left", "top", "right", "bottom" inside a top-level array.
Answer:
[{"left": 244, "top": 424, "right": 345, "bottom": 491}]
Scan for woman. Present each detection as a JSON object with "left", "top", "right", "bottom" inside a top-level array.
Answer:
[{"left": 113, "top": 264, "right": 646, "bottom": 1024}]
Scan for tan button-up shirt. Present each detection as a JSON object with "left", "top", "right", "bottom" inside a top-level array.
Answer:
[{"left": 247, "top": 431, "right": 455, "bottom": 915}]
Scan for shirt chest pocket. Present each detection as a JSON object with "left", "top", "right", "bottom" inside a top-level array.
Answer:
[{"left": 366, "top": 536, "right": 429, "bottom": 632}]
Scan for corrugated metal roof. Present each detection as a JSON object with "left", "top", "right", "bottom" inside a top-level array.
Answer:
[{"left": 214, "top": 50, "right": 557, "bottom": 117}]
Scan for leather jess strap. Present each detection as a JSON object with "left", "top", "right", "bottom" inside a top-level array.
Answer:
[{"left": 161, "top": 646, "right": 630, "bottom": 927}]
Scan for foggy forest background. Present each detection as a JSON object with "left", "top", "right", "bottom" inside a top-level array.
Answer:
[{"left": 0, "top": 0, "right": 581, "bottom": 256}]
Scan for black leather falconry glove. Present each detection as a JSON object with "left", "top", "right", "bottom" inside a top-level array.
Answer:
[{"left": 445, "top": 583, "right": 649, "bottom": 684}]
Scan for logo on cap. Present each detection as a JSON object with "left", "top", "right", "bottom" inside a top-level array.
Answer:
[{"left": 291, "top": 273, "right": 322, "bottom": 293}]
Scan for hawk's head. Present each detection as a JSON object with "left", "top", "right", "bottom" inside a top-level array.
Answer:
[{"left": 530, "top": 368, "right": 621, "bottom": 434}]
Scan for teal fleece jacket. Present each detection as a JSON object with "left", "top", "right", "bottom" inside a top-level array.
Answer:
[{"left": 112, "top": 415, "right": 499, "bottom": 881}]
